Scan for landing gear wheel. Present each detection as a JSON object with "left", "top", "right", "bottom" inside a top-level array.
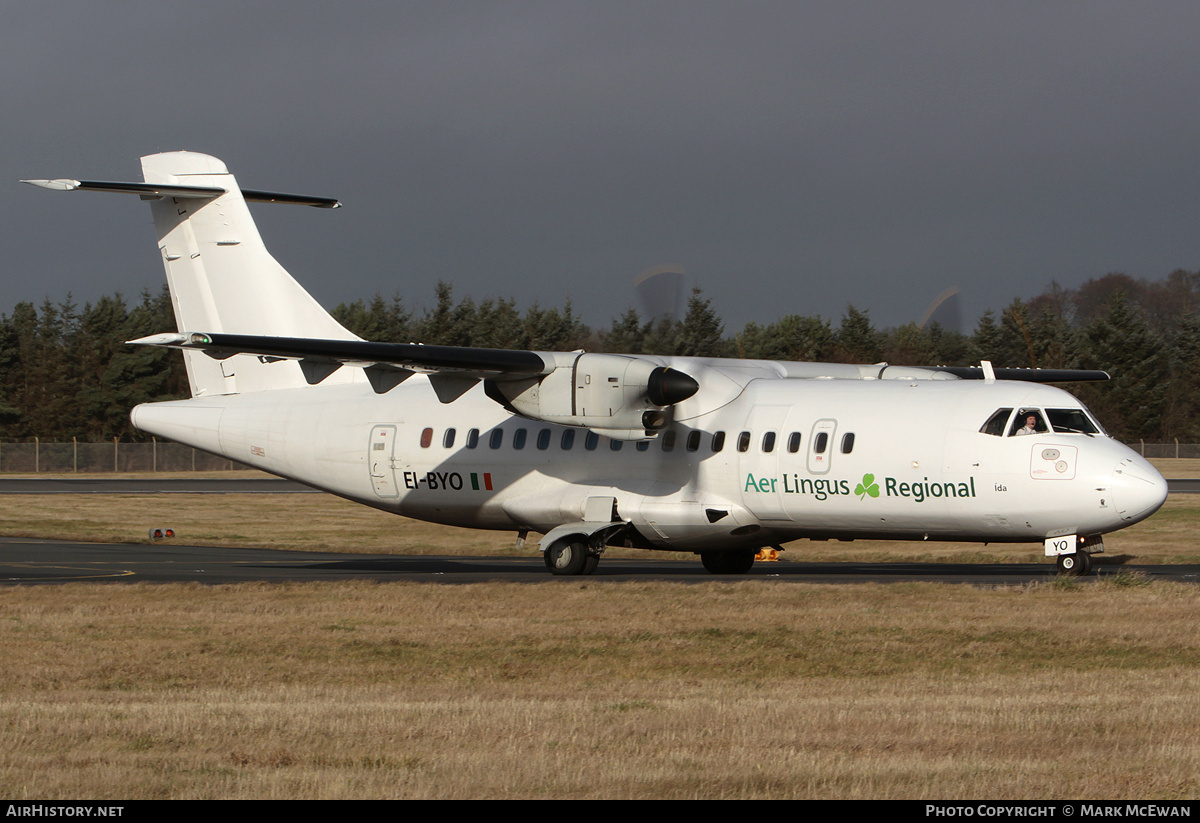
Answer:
[
  {"left": 547, "top": 540, "right": 589, "bottom": 576},
  {"left": 1076, "top": 551, "right": 1092, "bottom": 575},
  {"left": 583, "top": 554, "right": 600, "bottom": 575},
  {"left": 700, "top": 550, "right": 756, "bottom": 575},
  {"left": 1057, "top": 551, "right": 1092, "bottom": 576}
]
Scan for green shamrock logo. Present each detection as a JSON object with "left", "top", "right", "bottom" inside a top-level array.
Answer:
[{"left": 855, "top": 473, "right": 880, "bottom": 500}]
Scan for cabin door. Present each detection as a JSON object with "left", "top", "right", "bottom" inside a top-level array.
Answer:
[{"left": 368, "top": 424, "right": 399, "bottom": 499}]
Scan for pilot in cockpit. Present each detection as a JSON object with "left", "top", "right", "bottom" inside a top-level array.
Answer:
[{"left": 1014, "top": 412, "right": 1042, "bottom": 436}]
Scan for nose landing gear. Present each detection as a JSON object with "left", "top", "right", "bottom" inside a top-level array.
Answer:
[{"left": 1056, "top": 550, "right": 1093, "bottom": 576}]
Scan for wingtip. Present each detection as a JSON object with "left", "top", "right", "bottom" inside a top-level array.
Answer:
[{"left": 21, "top": 178, "right": 81, "bottom": 191}]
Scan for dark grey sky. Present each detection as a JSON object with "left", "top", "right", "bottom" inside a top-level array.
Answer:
[{"left": 6, "top": 1, "right": 1200, "bottom": 335}]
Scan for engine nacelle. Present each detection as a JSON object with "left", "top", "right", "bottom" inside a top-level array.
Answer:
[{"left": 490, "top": 353, "right": 699, "bottom": 440}]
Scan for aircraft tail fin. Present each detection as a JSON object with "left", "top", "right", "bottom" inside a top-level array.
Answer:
[
  {"left": 26, "top": 152, "right": 360, "bottom": 396},
  {"left": 138, "top": 152, "right": 359, "bottom": 396}
]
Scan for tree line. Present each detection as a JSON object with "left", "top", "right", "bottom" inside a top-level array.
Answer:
[{"left": 2, "top": 270, "right": 1198, "bottom": 442}]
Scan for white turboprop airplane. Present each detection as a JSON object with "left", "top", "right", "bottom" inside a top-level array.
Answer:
[{"left": 24, "top": 152, "right": 1169, "bottom": 576}]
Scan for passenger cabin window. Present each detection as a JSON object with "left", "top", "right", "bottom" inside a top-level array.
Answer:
[
  {"left": 420, "top": 428, "right": 433, "bottom": 448},
  {"left": 841, "top": 433, "right": 855, "bottom": 453},
  {"left": 762, "top": 431, "right": 776, "bottom": 453},
  {"left": 813, "top": 432, "right": 828, "bottom": 454},
  {"left": 585, "top": 432, "right": 599, "bottom": 451},
  {"left": 561, "top": 430, "right": 575, "bottom": 450},
  {"left": 787, "top": 432, "right": 801, "bottom": 453},
  {"left": 512, "top": 428, "right": 527, "bottom": 450},
  {"left": 1047, "top": 408, "right": 1101, "bottom": 435},
  {"left": 737, "top": 431, "right": 751, "bottom": 453},
  {"left": 489, "top": 429, "right": 504, "bottom": 449},
  {"left": 443, "top": 428, "right": 456, "bottom": 448},
  {"left": 686, "top": 431, "right": 701, "bottom": 452},
  {"left": 636, "top": 441, "right": 650, "bottom": 452},
  {"left": 537, "top": 429, "right": 551, "bottom": 450},
  {"left": 662, "top": 430, "right": 677, "bottom": 452},
  {"left": 980, "top": 408, "right": 1013, "bottom": 437},
  {"left": 466, "top": 428, "right": 480, "bottom": 449},
  {"left": 610, "top": 438, "right": 623, "bottom": 451},
  {"left": 1009, "top": 409, "right": 1047, "bottom": 437},
  {"left": 711, "top": 431, "right": 726, "bottom": 452}
]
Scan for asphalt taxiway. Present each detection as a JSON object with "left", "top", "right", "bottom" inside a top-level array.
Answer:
[{"left": 1, "top": 536, "right": 1197, "bottom": 586}]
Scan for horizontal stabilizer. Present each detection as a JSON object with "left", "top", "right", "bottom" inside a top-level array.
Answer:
[
  {"left": 21, "top": 178, "right": 340, "bottom": 208},
  {"left": 128, "top": 332, "right": 552, "bottom": 379}
]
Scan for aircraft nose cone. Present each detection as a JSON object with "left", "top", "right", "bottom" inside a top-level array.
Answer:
[{"left": 1112, "top": 458, "right": 1169, "bottom": 525}]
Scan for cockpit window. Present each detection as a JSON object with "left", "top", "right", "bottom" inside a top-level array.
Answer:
[
  {"left": 980, "top": 408, "right": 1013, "bottom": 437},
  {"left": 1009, "top": 409, "right": 1047, "bottom": 436},
  {"left": 1047, "top": 408, "right": 1100, "bottom": 435}
]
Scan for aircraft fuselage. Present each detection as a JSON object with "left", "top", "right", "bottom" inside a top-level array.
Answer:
[{"left": 132, "top": 360, "right": 1166, "bottom": 554}]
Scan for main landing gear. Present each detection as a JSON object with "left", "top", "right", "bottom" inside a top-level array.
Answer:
[
  {"left": 1056, "top": 551, "right": 1093, "bottom": 576},
  {"left": 541, "top": 534, "right": 760, "bottom": 577},
  {"left": 699, "top": 549, "right": 757, "bottom": 575},
  {"left": 544, "top": 539, "right": 601, "bottom": 576}
]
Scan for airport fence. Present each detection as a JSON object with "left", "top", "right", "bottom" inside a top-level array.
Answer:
[
  {"left": 0, "top": 438, "right": 248, "bottom": 473},
  {"left": 1131, "top": 441, "right": 1200, "bottom": 459},
  {"left": 0, "top": 437, "right": 1196, "bottom": 474}
]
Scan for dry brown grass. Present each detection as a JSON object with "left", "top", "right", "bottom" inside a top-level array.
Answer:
[
  {"left": 1148, "top": 457, "right": 1200, "bottom": 478},
  {"left": 1, "top": 578, "right": 1198, "bottom": 799},
  {"left": 0, "top": 492, "right": 505, "bottom": 555}
]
